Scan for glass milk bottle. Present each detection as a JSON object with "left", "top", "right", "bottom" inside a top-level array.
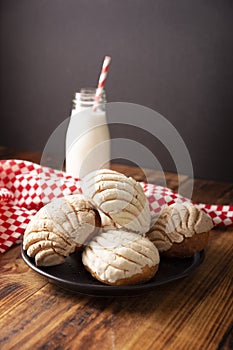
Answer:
[{"left": 65, "top": 88, "right": 110, "bottom": 178}]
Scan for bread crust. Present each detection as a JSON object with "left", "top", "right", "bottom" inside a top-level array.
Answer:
[
  {"left": 162, "top": 231, "right": 209, "bottom": 258},
  {"left": 84, "top": 263, "right": 159, "bottom": 286}
]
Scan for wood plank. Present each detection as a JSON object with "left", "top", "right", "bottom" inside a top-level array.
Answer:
[
  {"left": 0, "top": 149, "right": 42, "bottom": 164},
  {"left": 0, "top": 283, "right": 116, "bottom": 350},
  {"left": 0, "top": 246, "right": 48, "bottom": 317},
  {"left": 111, "top": 163, "right": 188, "bottom": 190},
  {"left": 179, "top": 179, "right": 233, "bottom": 204}
]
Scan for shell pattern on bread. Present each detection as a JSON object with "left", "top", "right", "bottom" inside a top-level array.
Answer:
[
  {"left": 81, "top": 169, "right": 151, "bottom": 234},
  {"left": 23, "top": 194, "right": 101, "bottom": 266},
  {"left": 146, "top": 203, "right": 214, "bottom": 257},
  {"left": 82, "top": 230, "right": 160, "bottom": 285}
]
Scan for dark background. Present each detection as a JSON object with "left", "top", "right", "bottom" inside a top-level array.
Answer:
[{"left": 0, "top": 0, "right": 233, "bottom": 181}]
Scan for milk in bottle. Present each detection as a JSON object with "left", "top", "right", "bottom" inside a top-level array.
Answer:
[{"left": 66, "top": 88, "right": 110, "bottom": 178}]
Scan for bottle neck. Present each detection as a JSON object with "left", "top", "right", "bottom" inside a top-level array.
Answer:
[{"left": 72, "top": 88, "right": 106, "bottom": 113}]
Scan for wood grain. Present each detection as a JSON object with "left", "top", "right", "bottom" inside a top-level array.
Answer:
[{"left": 0, "top": 150, "right": 232, "bottom": 350}]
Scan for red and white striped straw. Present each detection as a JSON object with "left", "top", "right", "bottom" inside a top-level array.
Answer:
[{"left": 93, "top": 55, "right": 111, "bottom": 110}]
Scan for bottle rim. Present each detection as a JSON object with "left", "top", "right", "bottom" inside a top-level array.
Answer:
[{"left": 72, "top": 88, "right": 106, "bottom": 110}]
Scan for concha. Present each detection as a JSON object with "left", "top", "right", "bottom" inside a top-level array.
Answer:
[
  {"left": 146, "top": 203, "right": 213, "bottom": 257},
  {"left": 82, "top": 230, "right": 160, "bottom": 285},
  {"left": 23, "top": 194, "right": 101, "bottom": 266},
  {"left": 81, "top": 169, "right": 151, "bottom": 234}
]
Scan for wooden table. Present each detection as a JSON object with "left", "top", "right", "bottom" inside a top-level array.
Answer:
[{"left": 0, "top": 151, "right": 232, "bottom": 350}]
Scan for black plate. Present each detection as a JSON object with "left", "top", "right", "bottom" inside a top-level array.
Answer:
[{"left": 21, "top": 246, "right": 204, "bottom": 297}]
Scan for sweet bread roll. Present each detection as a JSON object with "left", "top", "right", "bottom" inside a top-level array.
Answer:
[
  {"left": 146, "top": 203, "right": 213, "bottom": 258},
  {"left": 81, "top": 169, "right": 151, "bottom": 234},
  {"left": 23, "top": 194, "right": 101, "bottom": 266},
  {"left": 82, "top": 230, "right": 160, "bottom": 285}
]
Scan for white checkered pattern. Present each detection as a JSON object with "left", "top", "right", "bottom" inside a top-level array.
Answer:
[{"left": 1, "top": 160, "right": 232, "bottom": 253}]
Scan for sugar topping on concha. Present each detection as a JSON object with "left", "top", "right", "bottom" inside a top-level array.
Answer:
[
  {"left": 146, "top": 203, "right": 213, "bottom": 257},
  {"left": 82, "top": 230, "right": 160, "bottom": 285},
  {"left": 23, "top": 194, "right": 101, "bottom": 266},
  {"left": 81, "top": 169, "right": 151, "bottom": 234}
]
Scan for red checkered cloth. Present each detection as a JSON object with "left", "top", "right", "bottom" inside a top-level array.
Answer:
[{"left": 0, "top": 160, "right": 232, "bottom": 253}]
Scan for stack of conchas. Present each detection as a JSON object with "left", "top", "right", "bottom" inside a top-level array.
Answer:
[
  {"left": 81, "top": 169, "right": 158, "bottom": 285},
  {"left": 23, "top": 169, "right": 213, "bottom": 285}
]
